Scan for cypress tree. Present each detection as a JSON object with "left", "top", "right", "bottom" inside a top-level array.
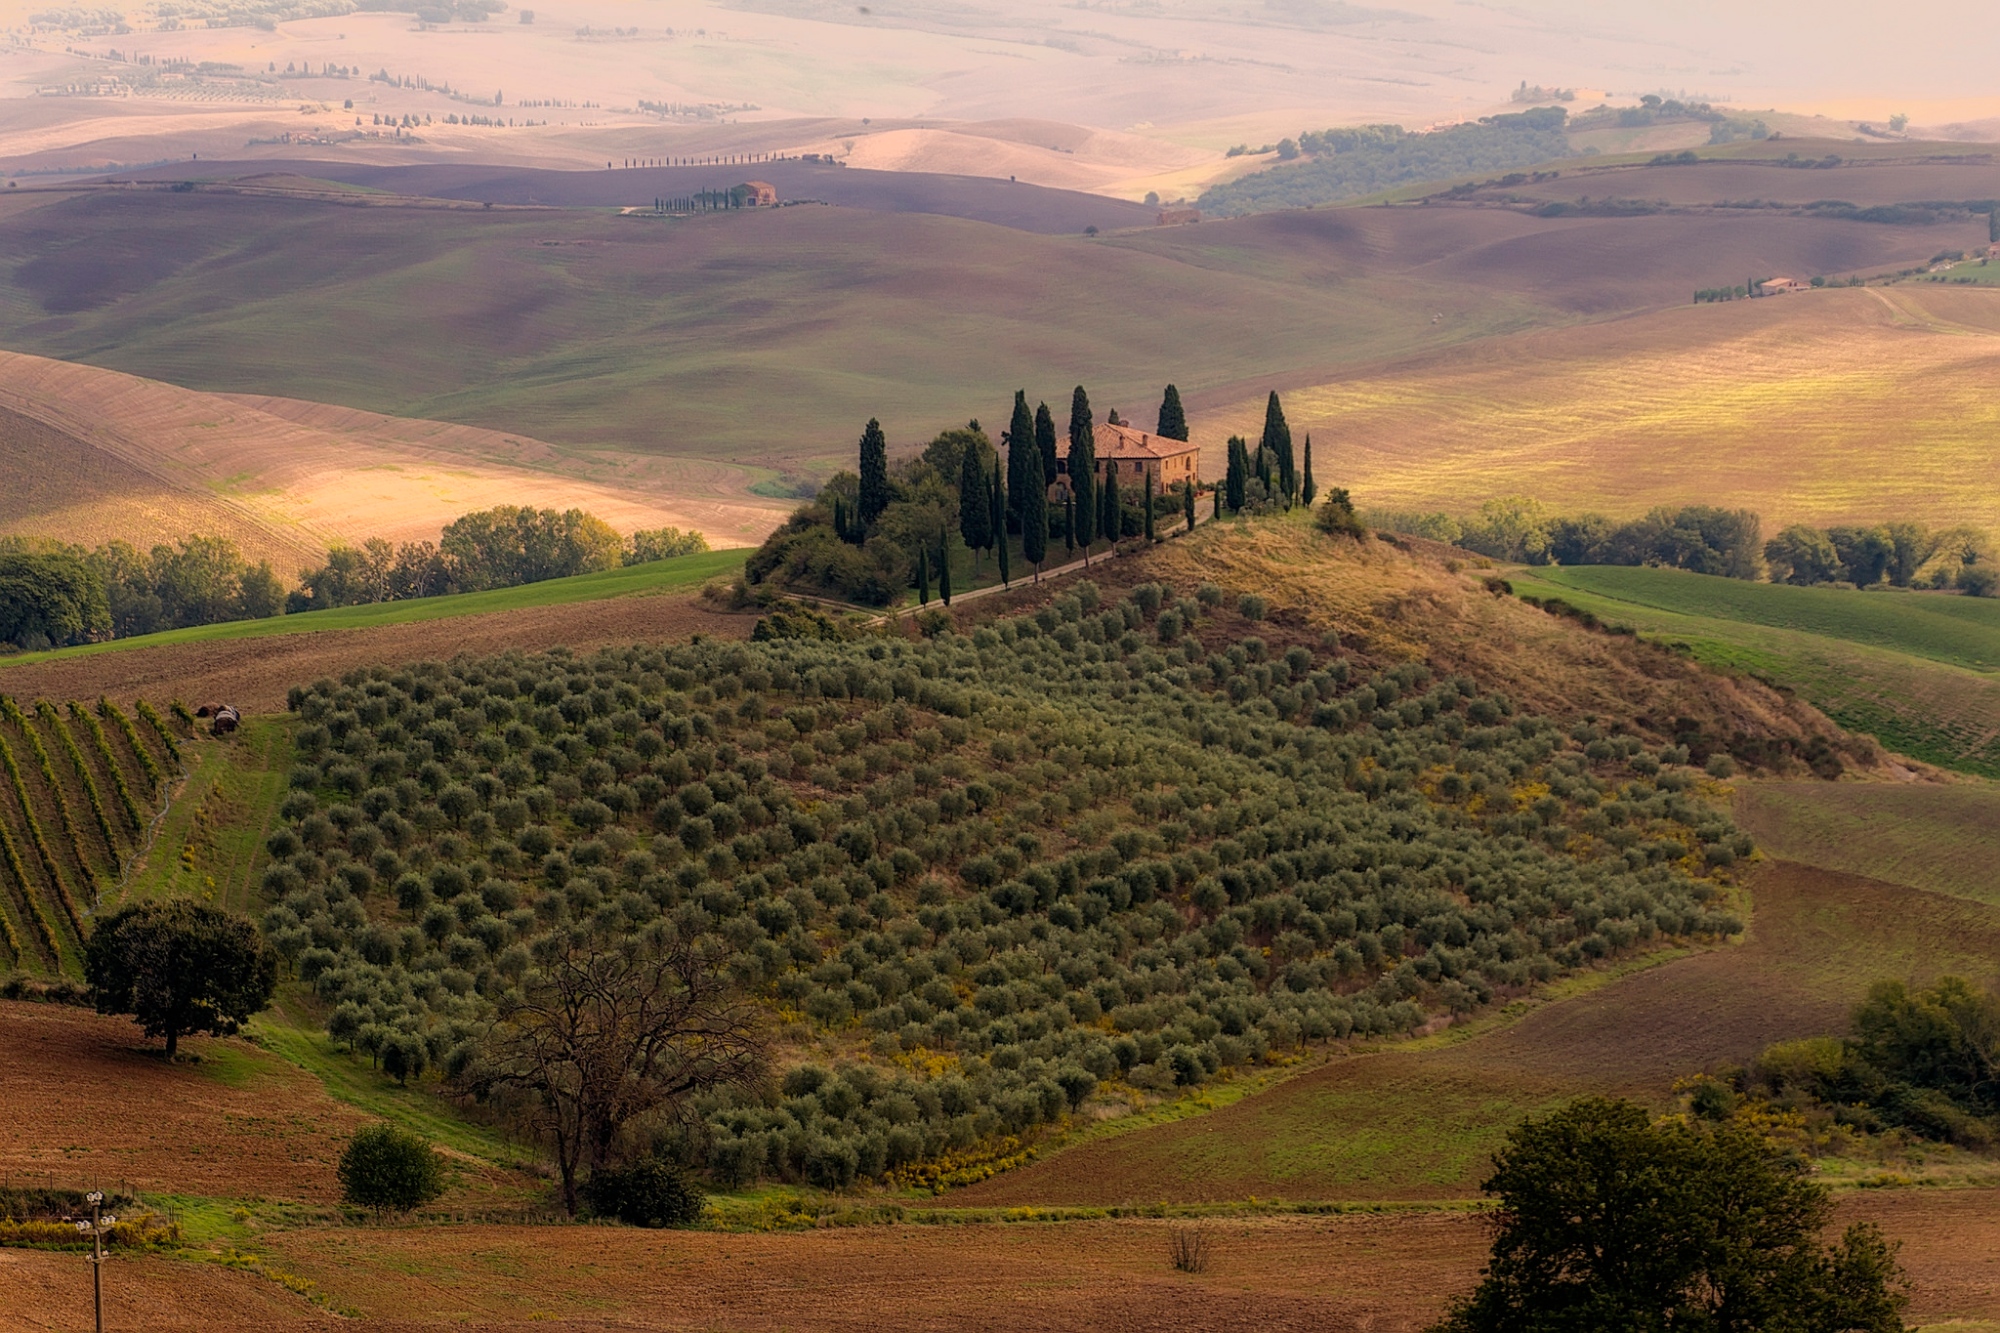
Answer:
[
  {"left": 1261, "top": 391, "right": 1294, "bottom": 507},
  {"left": 1301, "top": 433, "right": 1317, "bottom": 507},
  {"left": 990, "top": 459, "right": 1008, "bottom": 585},
  {"left": 1225, "top": 437, "right": 1247, "bottom": 513},
  {"left": 958, "top": 441, "right": 991, "bottom": 570},
  {"left": 858, "top": 418, "right": 890, "bottom": 526},
  {"left": 1068, "top": 386, "right": 1097, "bottom": 562},
  {"left": 1005, "top": 391, "right": 1034, "bottom": 532},
  {"left": 1212, "top": 484, "right": 1222, "bottom": 521},
  {"left": 1143, "top": 471, "right": 1155, "bottom": 542},
  {"left": 1101, "top": 465, "right": 1120, "bottom": 542},
  {"left": 1021, "top": 435, "right": 1047, "bottom": 578},
  {"left": 1063, "top": 491, "right": 1075, "bottom": 561},
  {"left": 1034, "top": 402, "right": 1058, "bottom": 493},
  {"left": 832, "top": 495, "right": 847, "bottom": 542},
  {"left": 1156, "top": 384, "right": 1188, "bottom": 441},
  {"left": 916, "top": 546, "right": 930, "bottom": 605},
  {"left": 938, "top": 532, "right": 952, "bottom": 605},
  {"left": 1183, "top": 480, "right": 1196, "bottom": 532}
]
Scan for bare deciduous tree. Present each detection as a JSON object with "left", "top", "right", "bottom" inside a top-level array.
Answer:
[{"left": 455, "top": 925, "right": 766, "bottom": 1215}]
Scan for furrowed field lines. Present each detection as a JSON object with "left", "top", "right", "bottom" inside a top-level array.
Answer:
[
  {"left": 0, "top": 696, "right": 180, "bottom": 975},
  {"left": 71, "top": 702, "right": 146, "bottom": 835},
  {"left": 41, "top": 701, "right": 123, "bottom": 875}
]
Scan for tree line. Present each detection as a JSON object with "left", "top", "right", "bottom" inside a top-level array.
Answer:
[
  {"left": 1372, "top": 498, "right": 1996, "bottom": 593},
  {"left": 0, "top": 511, "right": 710, "bottom": 653},
  {"left": 748, "top": 384, "right": 1207, "bottom": 606}
]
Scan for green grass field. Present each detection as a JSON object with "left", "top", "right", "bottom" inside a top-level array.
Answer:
[
  {"left": 3, "top": 551, "right": 745, "bottom": 669},
  {"left": 1510, "top": 565, "right": 2000, "bottom": 776}
]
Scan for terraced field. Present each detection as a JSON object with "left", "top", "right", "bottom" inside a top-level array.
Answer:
[{"left": 1510, "top": 564, "right": 2000, "bottom": 776}]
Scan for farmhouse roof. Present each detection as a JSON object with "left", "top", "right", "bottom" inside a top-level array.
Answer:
[{"left": 1058, "top": 420, "right": 1197, "bottom": 462}]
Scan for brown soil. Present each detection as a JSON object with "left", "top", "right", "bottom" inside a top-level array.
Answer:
[
  {"left": 1, "top": 1190, "right": 1994, "bottom": 1332},
  {"left": 0, "top": 1000, "right": 363, "bottom": 1202},
  {"left": 0, "top": 594, "right": 754, "bottom": 715}
]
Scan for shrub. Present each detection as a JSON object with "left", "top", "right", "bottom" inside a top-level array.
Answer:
[
  {"left": 337, "top": 1124, "right": 446, "bottom": 1217},
  {"left": 582, "top": 1156, "right": 707, "bottom": 1227}
]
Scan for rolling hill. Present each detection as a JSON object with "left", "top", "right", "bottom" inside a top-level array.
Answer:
[
  {"left": 0, "top": 351, "right": 793, "bottom": 571},
  {"left": 0, "top": 167, "right": 1972, "bottom": 487}
]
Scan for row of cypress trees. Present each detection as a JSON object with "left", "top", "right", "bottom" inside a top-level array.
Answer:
[{"left": 1222, "top": 392, "right": 1315, "bottom": 515}]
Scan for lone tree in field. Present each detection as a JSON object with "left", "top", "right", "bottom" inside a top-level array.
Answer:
[
  {"left": 455, "top": 926, "right": 765, "bottom": 1217},
  {"left": 957, "top": 441, "right": 992, "bottom": 570},
  {"left": 1261, "top": 391, "right": 1294, "bottom": 507},
  {"left": 1301, "top": 433, "right": 1316, "bottom": 507},
  {"left": 1068, "top": 386, "right": 1097, "bottom": 563},
  {"left": 1156, "top": 384, "right": 1188, "bottom": 442},
  {"left": 1432, "top": 1097, "right": 1909, "bottom": 1333},
  {"left": 338, "top": 1123, "right": 446, "bottom": 1219},
  {"left": 1005, "top": 391, "right": 1035, "bottom": 532},
  {"left": 86, "top": 901, "right": 277, "bottom": 1060},
  {"left": 857, "top": 418, "right": 891, "bottom": 528}
]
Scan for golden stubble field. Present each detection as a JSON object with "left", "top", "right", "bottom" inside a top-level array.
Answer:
[
  {"left": 1200, "top": 286, "right": 2000, "bottom": 529},
  {"left": 0, "top": 350, "right": 794, "bottom": 568}
]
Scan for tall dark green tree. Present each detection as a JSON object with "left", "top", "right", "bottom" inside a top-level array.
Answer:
[
  {"left": 857, "top": 418, "right": 891, "bottom": 527},
  {"left": 1301, "top": 433, "right": 1317, "bottom": 507},
  {"left": 957, "top": 442, "right": 992, "bottom": 570},
  {"left": 1156, "top": 384, "right": 1188, "bottom": 442},
  {"left": 1005, "top": 391, "right": 1034, "bottom": 533},
  {"left": 1100, "top": 465, "right": 1120, "bottom": 542},
  {"left": 937, "top": 531, "right": 952, "bottom": 605},
  {"left": 1143, "top": 471, "right": 1156, "bottom": 542},
  {"left": 1433, "top": 1098, "right": 1909, "bottom": 1333},
  {"left": 1021, "top": 435, "right": 1047, "bottom": 579},
  {"left": 1034, "top": 402, "right": 1058, "bottom": 493},
  {"left": 1183, "top": 481, "right": 1196, "bottom": 532},
  {"left": 1063, "top": 491, "right": 1075, "bottom": 561},
  {"left": 86, "top": 901, "right": 277, "bottom": 1060},
  {"left": 831, "top": 495, "right": 847, "bottom": 543},
  {"left": 991, "top": 459, "right": 1009, "bottom": 586},
  {"left": 1225, "top": 437, "right": 1248, "bottom": 513},
  {"left": 1068, "top": 386, "right": 1097, "bottom": 562},
  {"left": 1261, "top": 392, "right": 1294, "bottom": 506},
  {"left": 915, "top": 546, "right": 930, "bottom": 605}
]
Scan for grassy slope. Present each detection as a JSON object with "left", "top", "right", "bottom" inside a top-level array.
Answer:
[
  {"left": 4, "top": 550, "right": 745, "bottom": 669},
  {"left": 1510, "top": 565, "right": 2000, "bottom": 776}
]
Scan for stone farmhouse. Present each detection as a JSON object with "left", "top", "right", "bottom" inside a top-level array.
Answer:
[{"left": 1056, "top": 420, "right": 1200, "bottom": 492}]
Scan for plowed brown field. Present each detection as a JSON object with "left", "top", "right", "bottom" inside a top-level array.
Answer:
[
  {"left": 0, "top": 593, "right": 752, "bottom": 714},
  {"left": 0, "top": 1000, "right": 361, "bottom": 1202},
  {"left": 0, "top": 1191, "right": 1994, "bottom": 1332}
]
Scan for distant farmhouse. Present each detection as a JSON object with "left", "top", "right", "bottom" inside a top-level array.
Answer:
[
  {"left": 1757, "top": 277, "right": 1809, "bottom": 295},
  {"left": 1056, "top": 420, "right": 1200, "bottom": 491},
  {"left": 1156, "top": 208, "right": 1201, "bottom": 226},
  {"left": 741, "top": 180, "right": 778, "bottom": 207}
]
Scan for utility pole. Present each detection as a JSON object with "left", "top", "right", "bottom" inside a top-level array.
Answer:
[{"left": 73, "top": 1191, "right": 117, "bottom": 1333}]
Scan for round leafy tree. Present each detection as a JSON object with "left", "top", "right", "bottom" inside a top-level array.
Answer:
[
  {"left": 85, "top": 901, "right": 276, "bottom": 1059},
  {"left": 338, "top": 1123, "right": 446, "bottom": 1218}
]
